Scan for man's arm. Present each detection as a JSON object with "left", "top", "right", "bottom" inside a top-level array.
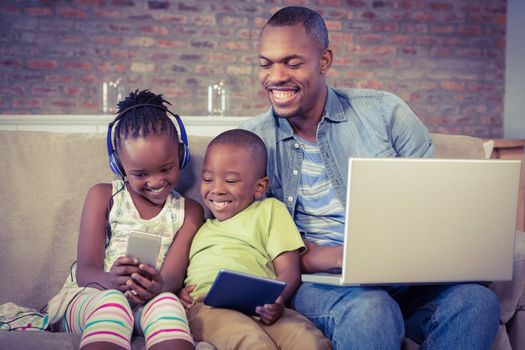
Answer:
[{"left": 300, "top": 240, "right": 343, "bottom": 273}]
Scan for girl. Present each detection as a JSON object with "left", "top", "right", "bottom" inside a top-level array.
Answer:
[{"left": 47, "top": 90, "right": 203, "bottom": 350}]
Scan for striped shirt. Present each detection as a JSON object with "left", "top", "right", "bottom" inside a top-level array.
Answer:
[{"left": 294, "top": 137, "right": 345, "bottom": 246}]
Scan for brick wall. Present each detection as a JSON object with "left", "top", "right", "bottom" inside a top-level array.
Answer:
[{"left": 0, "top": 0, "right": 506, "bottom": 137}]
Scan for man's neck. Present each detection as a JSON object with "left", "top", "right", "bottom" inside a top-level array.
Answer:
[{"left": 288, "top": 86, "right": 328, "bottom": 142}]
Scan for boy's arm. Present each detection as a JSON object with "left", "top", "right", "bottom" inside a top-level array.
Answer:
[
  {"left": 256, "top": 249, "right": 301, "bottom": 325},
  {"left": 273, "top": 250, "right": 302, "bottom": 304}
]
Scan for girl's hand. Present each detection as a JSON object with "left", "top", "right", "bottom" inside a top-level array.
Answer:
[
  {"left": 177, "top": 285, "right": 196, "bottom": 310},
  {"left": 255, "top": 296, "right": 285, "bottom": 325},
  {"left": 108, "top": 256, "right": 141, "bottom": 292},
  {"left": 125, "top": 263, "right": 163, "bottom": 305}
]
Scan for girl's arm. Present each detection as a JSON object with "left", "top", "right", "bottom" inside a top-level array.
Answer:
[
  {"left": 159, "top": 197, "right": 204, "bottom": 293},
  {"left": 76, "top": 183, "right": 139, "bottom": 291}
]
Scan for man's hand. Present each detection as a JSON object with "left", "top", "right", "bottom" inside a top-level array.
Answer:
[{"left": 256, "top": 296, "right": 285, "bottom": 325}]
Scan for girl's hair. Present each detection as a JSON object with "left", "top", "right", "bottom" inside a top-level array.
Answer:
[{"left": 113, "top": 89, "right": 180, "bottom": 153}]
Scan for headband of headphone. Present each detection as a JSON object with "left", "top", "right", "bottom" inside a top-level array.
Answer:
[{"left": 106, "top": 103, "right": 190, "bottom": 177}]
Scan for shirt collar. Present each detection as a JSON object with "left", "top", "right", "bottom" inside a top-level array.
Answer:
[{"left": 268, "top": 87, "right": 348, "bottom": 142}]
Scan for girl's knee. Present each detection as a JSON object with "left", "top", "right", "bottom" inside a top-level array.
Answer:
[{"left": 140, "top": 292, "right": 193, "bottom": 347}]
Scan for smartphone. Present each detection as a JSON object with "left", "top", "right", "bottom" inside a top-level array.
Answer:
[{"left": 126, "top": 231, "right": 162, "bottom": 268}]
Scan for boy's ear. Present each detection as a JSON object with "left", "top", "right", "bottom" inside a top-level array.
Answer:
[{"left": 254, "top": 176, "right": 270, "bottom": 199}]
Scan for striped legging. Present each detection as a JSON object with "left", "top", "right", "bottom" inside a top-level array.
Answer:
[{"left": 60, "top": 289, "right": 193, "bottom": 349}]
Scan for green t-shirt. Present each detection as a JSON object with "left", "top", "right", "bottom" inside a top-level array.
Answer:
[{"left": 185, "top": 198, "right": 304, "bottom": 298}]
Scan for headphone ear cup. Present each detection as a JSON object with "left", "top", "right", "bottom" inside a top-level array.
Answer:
[
  {"left": 109, "top": 152, "right": 126, "bottom": 177},
  {"left": 178, "top": 142, "right": 189, "bottom": 169}
]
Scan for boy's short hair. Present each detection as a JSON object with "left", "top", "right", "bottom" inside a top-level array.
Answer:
[
  {"left": 264, "top": 6, "right": 329, "bottom": 51},
  {"left": 208, "top": 129, "right": 267, "bottom": 178}
]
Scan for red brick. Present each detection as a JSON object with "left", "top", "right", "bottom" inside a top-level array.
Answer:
[
  {"left": 51, "top": 99, "right": 77, "bottom": 108},
  {"left": 124, "top": 37, "right": 156, "bottom": 47},
  {"left": 221, "top": 16, "right": 248, "bottom": 27},
  {"left": 44, "top": 74, "right": 75, "bottom": 83},
  {"left": 139, "top": 25, "right": 169, "bottom": 35},
  {"left": 209, "top": 53, "right": 236, "bottom": 63},
  {"left": 441, "top": 81, "right": 465, "bottom": 91},
  {"left": 330, "top": 32, "right": 353, "bottom": 44},
  {"left": 222, "top": 41, "right": 249, "bottom": 50},
  {"left": 0, "top": 5, "right": 19, "bottom": 14},
  {"left": 13, "top": 98, "right": 44, "bottom": 108},
  {"left": 81, "top": 74, "right": 99, "bottom": 84},
  {"left": 157, "top": 39, "right": 185, "bottom": 49},
  {"left": 441, "top": 37, "right": 466, "bottom": 46},
  {"left": 325, "top": 20, "right": 342, "bottom": 31},
  {"left": 226, "top": 65, "right": 252, "bottom": 75},
  {"left": 317, "top": 0, "right": 343, "bottom": 5},
  {"left": 430, "top": 2, "right": 453, "bottom": 11},
  {"left": 92, "top": 36, "right": 123, "bottom": 46},
  {"left": 58, "top": 8, "right": 87, "bottom": 18},
  {"left": 25, "top": 7, "right": 53, "bottom": 16},
  {"left": 458, "top": 25, "right": 482, "bottom": 36},
  {"left": 28, "top": 60, "right": 59, "bottom": 70},
  {"left": 430, "top": 25, "right": 455, "bottom": 34},
  {"left": 97, "top": 62, "right": 127, "bottom": 73},
  {"left": 64, "top": 86, "right": 86, "bottom": 96},
  {"left": 64, "top": 62, "right": 92, "bottom": 70}
]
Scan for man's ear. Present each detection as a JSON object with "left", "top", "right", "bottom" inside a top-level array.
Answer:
[
  {"left": 320, "top": 48, "right": 333, "bottom": 74},
  {"left": 254, "top": 176, "right": 270, "bottom": 199}
]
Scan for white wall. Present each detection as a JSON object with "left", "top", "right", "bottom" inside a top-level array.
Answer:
[
  {"left": 0, "top": 115, "right": 250, "bottom": 136},
  {"left": 504, "top": 0, "right": 525, "bottom": 138}
]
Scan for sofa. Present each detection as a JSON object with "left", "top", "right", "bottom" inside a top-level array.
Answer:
[{"left": 0, "top": 129, "right": 523, "bottom": 350}]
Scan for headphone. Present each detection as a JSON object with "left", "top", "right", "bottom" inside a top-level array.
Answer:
[{"left": 106, "top": 103, "right": 190, "bottom": 177}]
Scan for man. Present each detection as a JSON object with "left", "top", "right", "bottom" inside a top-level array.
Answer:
[{"left": 241, "top": 6, "right": 499, "bottom": 350}]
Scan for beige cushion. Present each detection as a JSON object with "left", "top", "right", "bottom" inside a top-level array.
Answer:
[
  {"left": 0, "top": 131, "right": 211, "bottom": 308},
  {"left": 431, "top": 133, "right": 485, "bottom": 159}
]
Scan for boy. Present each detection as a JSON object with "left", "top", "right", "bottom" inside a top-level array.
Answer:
[{"left": 179, "top": 129, "right": 330, "bottom": 349}]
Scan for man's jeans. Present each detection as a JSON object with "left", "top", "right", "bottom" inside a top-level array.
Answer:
[{"left": 292, "top": 283, "right": 499, "bottom": 350}]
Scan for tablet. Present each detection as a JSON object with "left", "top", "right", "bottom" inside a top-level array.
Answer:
[{"left": 203, "top": 269, "right": 287, "bottom": 316}]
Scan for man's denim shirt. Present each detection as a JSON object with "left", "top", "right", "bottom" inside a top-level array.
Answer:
[{"left": 240, "top": 87, "right": 434, "bottom": 216}]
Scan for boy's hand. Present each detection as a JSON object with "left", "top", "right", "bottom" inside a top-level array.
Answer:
[
  {"left": 125, "top": 263, "right": 163, "bottom": 305},
  {"left": 177, "top": 284, "right": 196, "bottom": 310},
  {"left": 256, "top": 296, "right": 285, "bottom": 325}
]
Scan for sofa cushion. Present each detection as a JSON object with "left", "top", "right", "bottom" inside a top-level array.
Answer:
[
  {"left": 430, "top": 133, "right": 485, "bottom": 159},
  {"left": 0, "top": 131, "right": 211, "bottom": 308}
]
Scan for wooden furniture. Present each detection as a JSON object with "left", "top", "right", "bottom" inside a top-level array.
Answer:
[{"left": 490, "top": 139, "right": 525, "bottom": 232}]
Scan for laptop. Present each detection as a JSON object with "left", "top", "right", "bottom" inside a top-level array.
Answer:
[{"left": 302, "top": 158, "right": 521, "bottom": 286}]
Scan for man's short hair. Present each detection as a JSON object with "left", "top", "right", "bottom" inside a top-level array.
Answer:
[
  {"left": 264, "top": 6, "right": 329, "bottom": 51},
  {"left": 208, "top": 129, "right": 267, "bottom": 178}
]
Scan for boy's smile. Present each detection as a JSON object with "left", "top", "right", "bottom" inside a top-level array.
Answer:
[{"left": 200, "top": 143, "right": 268, "bottom": 222}]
